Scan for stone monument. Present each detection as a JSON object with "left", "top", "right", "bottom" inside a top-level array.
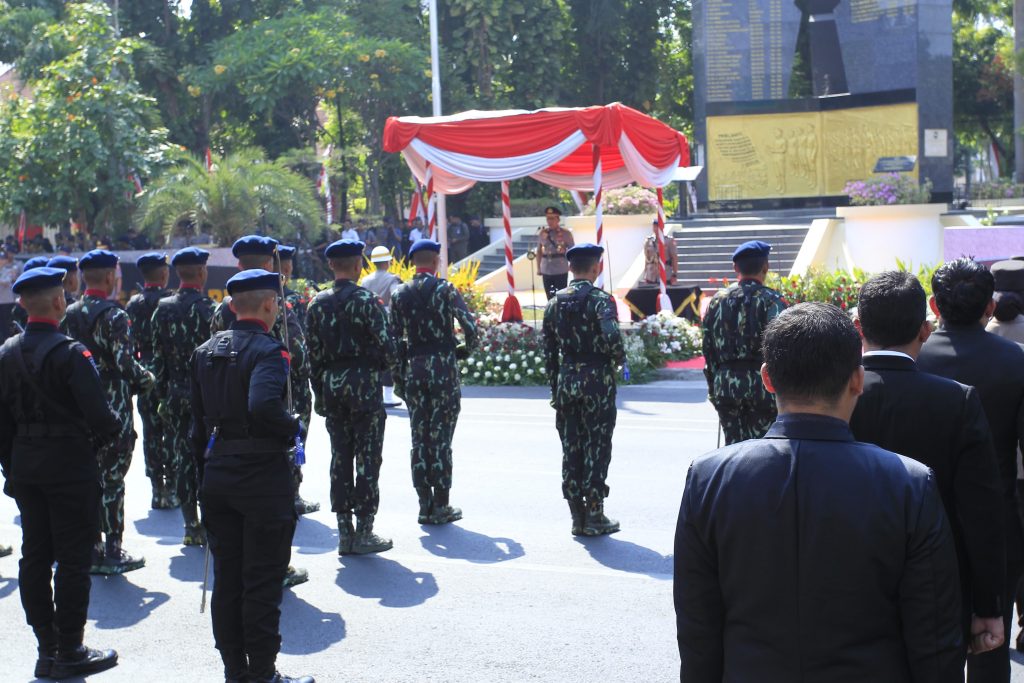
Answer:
[{"left": 693, "top": 0, "right": 953, "bottom": 210}]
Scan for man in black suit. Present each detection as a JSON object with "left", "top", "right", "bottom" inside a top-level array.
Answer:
[
  {"left": 849, "top": 271, "right": 1005, "bottom": 669},
  {"left": 675, "top": 302, "right": 966, "bottom": 683},
  {"left": 919, "top": 258, "right": 1024, "bottom": 682}
]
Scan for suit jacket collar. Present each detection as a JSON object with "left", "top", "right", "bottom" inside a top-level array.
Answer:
[
  {"left": 861, "top": 353, "right": 916, "bottom": 372},
  {"left": 764, "top": 413, "right": 854, "bottom": 442}
]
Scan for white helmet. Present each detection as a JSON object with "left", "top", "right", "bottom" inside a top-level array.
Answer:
[{"left": 369, "top": 246, "right": 392, "bottom": 263}]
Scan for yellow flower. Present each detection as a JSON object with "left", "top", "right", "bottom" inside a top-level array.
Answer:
[
  {"left": 358, "top": 54, "right": 370, "bottom": 62},
  {"left": 290, "top": 48, "right": 300, "bottom": 55},
  {"left": 374, "top": 49, "right": 387, "bottom": 58},
  {"left": 325, "top": 89, "right": 337, "bottom": 99},
  {"left": 369, "top": 73, "right": 379, "bottom": 80},
  {"left": 423, "top": 70, "right": 432, "bottom": 78},
  {"left": 214, "top": 64, "right": 227, "bottom": 75},
  {"left": 188, "top": 85, "right": 201, "bottom": 97}
]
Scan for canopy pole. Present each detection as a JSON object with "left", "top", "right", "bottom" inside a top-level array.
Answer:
[
  {"left": 424, "top": 162, "right": 436, "bottom": 239},
  {"left": 500, "top": 180, "right": 523, "bottom": 322},
  {"left": 592, "top": 144, "right": 606, "bottom": 291},
  {"left": 428, "top": 0, "right": 448, "bottom": 274},
  {"left": 656, "top": 187, "right": 672, "bottom": 314}
]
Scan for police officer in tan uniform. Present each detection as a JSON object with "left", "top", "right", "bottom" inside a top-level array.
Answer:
[{"left": 536, "top": 206, "right": 575, "bottom": 300}]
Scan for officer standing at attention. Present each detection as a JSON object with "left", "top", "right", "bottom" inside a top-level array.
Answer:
[
  {"left": 277, "top": 245, "right": 313, "bottom": 334},
  {"left": 701, "top": 240, "right": 787, "bottom": 445},
  {"left": 151, "top": 247, "right": 214, "bottom": 545},
  {"left": 0, "top": 267, "right": 120, "bottom": 679},
  {"left": 307, "top": 240, "right": 397, "bottom": 555},
  {"left": 542, "top": 243, "right": 626, "bottom": 536},
  {"left": 46, "top": 255, "right": 81, "bottom": 305},
  {"left": 536, "top": 206, "right": 575, "bottom": 300},
  {"left": 212, "top": 235, "right": 319, "bottom": 519},
  {"left": 126, "top": 253, "right": 173, "bottom": 510},
  {"left": 190, "top": 269, "right": 314, "bottom": 683},
  {"left": 390, "top": 239, "right": 479, "bottom": 524},
  {"left": 9, "top": 256, "right": 51, "bottom": 336},
  {"left": 62, "top": 249, "right": 155, "bottom": 574},
  {"left": 362, "top": 245, "right": 404, "bottom": 407}
]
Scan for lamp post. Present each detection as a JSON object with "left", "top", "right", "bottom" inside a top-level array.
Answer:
[{"left": 428, "top": 0, "right": 449, "bottom": 273}]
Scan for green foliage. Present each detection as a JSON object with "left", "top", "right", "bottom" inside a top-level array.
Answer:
[
  {"left": 894, "top": 259, "right": 939, "bottom": 299},
  {"left": 139, "top": 147, "right": 321, "bottom": 245},
  {"left": 0, "top": 2, "right": 169, "bottom": 230},
  {"left": 844, "top": 174, "right": 933, "bottom": 206},
  {"left": 766, "top": 268, "right": 870, "bottom": 311}
]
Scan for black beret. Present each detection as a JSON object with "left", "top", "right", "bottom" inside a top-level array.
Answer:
[
  {"left": 566, "top": 243, "right": 604, "bottom": 260},
  {"left": 12, "top": 266, "right": 66, "bottom": 295},
  {"left": 992, "top": 259, "right": 1024, "bottom": 292},
  {"left": 23, "top": 256, "right": 50, "bottom": 271},
  {"left": 278, "top": 245, "right": 296, "bottom": 260},
  {"left": 231, "top": 235, "right": 279, "bottom": 257},
  {"left": 226, "top": 269, "right": 281, "bottom": 295},
  {"left": 407, "top": 239, "right": 441, "bottom": 258},
  {"left": 324, "top": 239, "right": 366, "bottom": 259},
  {"left": 135, "top": 252, "right": 168, "bottom": 269},
  {"left": 171, "top": 247, "right": 210, "bottom": 266},
  {"left": 732, "top": 240, "right": 771, "bottom": 262}
]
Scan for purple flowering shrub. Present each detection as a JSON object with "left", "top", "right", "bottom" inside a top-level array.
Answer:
[{"left": 844, "top": 173, "right": 933, "bottom": 206}]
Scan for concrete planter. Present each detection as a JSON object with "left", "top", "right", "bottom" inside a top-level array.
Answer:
[
  {"left": 833, "top": 203, "right": 946, "bottom": 272},
  {"left": 564, "top": 213, "right": 656, "bottom": 290}
]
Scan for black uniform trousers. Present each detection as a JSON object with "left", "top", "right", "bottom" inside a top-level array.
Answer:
[
  {"left": 542, "top": 274, "right": 567, "bottom": 300},
  {"left": 971, "top": 504, "right": 1024, "bottom": 683},
  {"left": 201, "top": 491, "right": 295, "bottom": 676},
  {"left": 11, "top": 479, "right": 99, "bottom": 633}
]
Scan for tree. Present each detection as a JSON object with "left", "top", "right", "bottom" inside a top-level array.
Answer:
[
  {"left": 0, "top": 2, "right": 169, "bottom": 231},
  {"left": 139, "top": 147, "right": 322, "bottom": 245}
]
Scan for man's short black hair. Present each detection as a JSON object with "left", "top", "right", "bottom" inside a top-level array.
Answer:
[
  {"left": 857, "top": 271, "right": 926, "bottom": 347},
  {"left": 763, "top": 302, "right": 862, "bottom": 405},
  {"left": 139, "top": 262, "right": 168, "bottom": 280},
  {"left": 734, "top": 255, "right": 768, "bottom": 277},
  {"left": 993, "top": 291, "right": 1023, "bottom": 322},
  {"left": 569, "top": 256, "right": 599, "bottom": 272},
  {"left": 931, "top": 258, "right": 994, "bottom": 325}
]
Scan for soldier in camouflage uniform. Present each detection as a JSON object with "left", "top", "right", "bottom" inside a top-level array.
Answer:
[
  {"left": 701, "top": 240, "right": 787, "bottom": 445},
  {"left": 307, "top": 239, "right": 397, "bottom": 555},
  {"left": 210, "top": 235, "right": 319, "bottom": 517},
  {"left": 46, "top": 255, "right": 81, "bottom": 307},
  {"left": 8, "top": 256, "right": 50, "bottom": 336},
  {"left": 151, "top": 247, "right": 214, "bottom": 545},
  {"left": 62, "top": 249, "right": 155, "bottom": 574},
  {"left": 542, "top": 243, "right": 625, "bottom": 536},
  {"left": 390, "top": 239, "right": 479, "bottom": 524},
  {"left": 277, "top": 245, "right": 314, "bottom": 334},
  {"left": 125, "top": 253, "right": 173, "bottom": 509}
]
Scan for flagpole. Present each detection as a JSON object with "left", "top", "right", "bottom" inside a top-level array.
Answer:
[{"left": 428, "top": 0, "right": 449, "bottom": 274}]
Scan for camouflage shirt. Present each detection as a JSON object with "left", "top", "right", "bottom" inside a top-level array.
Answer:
[
  {"left": 284, "top": 283, "right": 313, "bottom": 334},
  {"left": 211, "top": 296, "right": 309, "bottom": 382},
  {"left": 125, "top": 286, "right": 169, "bottom": 364},
  {"left": 151, "top": 287, "right": 215, "bottom": 393},
  {"left": 390, "top": 273, "right": 480, "bottom": 371},
  {"left": 542, "top": 279, "right": 625, "bottom": 399},
  {"left": 701, "top": 278, "right": 787, "bottom": 404}
]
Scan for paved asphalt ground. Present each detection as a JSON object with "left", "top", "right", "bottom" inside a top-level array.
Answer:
[{"left": 2, "top": 380, "right": 1024, "bottom": 682}]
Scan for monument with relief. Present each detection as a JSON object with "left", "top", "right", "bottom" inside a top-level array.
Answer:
[{"left": 693, "top": 0, "right": 952, "bottom": 209}]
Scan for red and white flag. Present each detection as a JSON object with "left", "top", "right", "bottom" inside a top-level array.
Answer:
[
  {"left": 205, "top": 147, "right": 213, "bottom": 172},
  {"left": 17, "top": 209, "right": 26, "bottom": 252}
]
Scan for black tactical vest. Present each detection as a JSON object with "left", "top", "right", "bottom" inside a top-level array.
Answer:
[
  {"left": 555, "top": 283, "right": 601, "bottom": 359},
  {"left": 62, "top": 299, "right": 119, "bottom": 375}
]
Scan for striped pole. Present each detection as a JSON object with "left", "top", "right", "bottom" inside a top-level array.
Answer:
[
  {"left": 499, "top": 180, "right": 523, "bottom": 322},
  {"left": 424, "top": 162, "right": 437, "bottom": 241},
  {"left": 656, "top": 187, "right": 672, "bottom": 313},
  {"left": 592, "top": 144, "right": 606, "bottom": 290}
]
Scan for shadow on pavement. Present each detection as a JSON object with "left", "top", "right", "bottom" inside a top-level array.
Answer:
[
  {"left": 0, "top": 575, "right": 17, "bottom": 600},
  {"left": 88, "top": 575, "right": 170, "bottom": 629},
  {"left": 133, "top": 509, "right": 184, "bottom": 546},
  {"left": 336, "top": 556, "right": 438, "bottom": 607},
  {"left": 168, "top": 546, "right": 207, "bottom": 583},
  {"left": 419, "top": 525, "right": 525, "bottom": 564},
  {"left": 292, "top": 516, "right": 339, "bottom": 555},
  {"left": 575, "top": 536, "right": 672, "bottom": 579},
  {"left": 279, "top": 592, "right": 346, "bottom": 654}
]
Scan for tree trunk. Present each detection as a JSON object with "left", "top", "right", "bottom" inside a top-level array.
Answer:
[{"left": 1015, "top": 0, "right": 1024, "bottom": 180}]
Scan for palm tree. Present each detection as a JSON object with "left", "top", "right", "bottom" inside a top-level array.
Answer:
[{"left": 139, "top": 147, "right": 322, "bottom": 245}]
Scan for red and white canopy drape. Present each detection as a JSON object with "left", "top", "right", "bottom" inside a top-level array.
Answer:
[{"left": 383, "top": 103, "right": 690, "bottom": 318}]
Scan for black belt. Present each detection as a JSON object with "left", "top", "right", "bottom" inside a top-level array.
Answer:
[
  {"left": 17, "top": 423, "right": 87, "bottom": 438},
  {"left": 409, "top": 342, "right": 455, "bottom": 357},
  {"left": 212, "top": 437, "right": 287, "bottom": 456},
  {"left": 563, "top": 353, "right": 609, "bottom": 365},
  {"left": 543, "top": 254, "right": 566, "bottom": 259},
  {"left": 720, "top": 359, "right": 761, "bottom": 371}
]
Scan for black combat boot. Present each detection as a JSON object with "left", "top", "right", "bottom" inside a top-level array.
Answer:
[
  {"left": 428, "top": 488, "right": 462, "bottom": 525},
  {"left": 182, "top": 506, "right": 207, "bottom": 546},
  {"left": 416, "top": 487, "right": 433, "bottom": 524},
  {"left": 96, "top": 536, "right": 145, "bottom": 574},
  {"left": 151, "top": 477, "right": 171, "bottom": 509},
  {"left": 0, "top": 542, "right": 12, "bottom": 557},
  {"left": 221, "top": 649, "right": 247, "bottom": 683},
  {"left": 251, "top": 672, "right": 315, "bottom": 683},
  {"left": 352, "top": 515, "right": 393, "bottom": 554},
  {"left": 32, "top": 623, "right": 57, "bottom": 678},
  {"left": 50, "top": 629, "right": 118, "bottom": 678},
  {"left": 567, "top": 499, "right": 585, "bottom": 536},
  {"left": 249, "top": 657, "right": 315, "bottom": 683},
  {"left": 337, "top": 513, "right": 355, "bottom": 555},
  {"left": 583, "top": 497, "right": 620, "bottom": 536}
]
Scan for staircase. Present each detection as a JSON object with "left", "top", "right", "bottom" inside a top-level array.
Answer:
[
  {"left": 672, "top": 211, "right": 828, "bottom": 288},
  {"left": 462, "top": 230, "right": 538, "bottom": 273}
]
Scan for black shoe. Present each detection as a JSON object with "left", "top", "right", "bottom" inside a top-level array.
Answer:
[
  {"left": 252, "top": 673, "right": 315, "bottom": 683},
  {"left": 416, "top": 487, "right": 433, "bottom": 524},
  {"left": 49, "top": 645, "right": 118, "bottom": 678},
  {"left": 0, "top": 543, "right": 12, "bottom": 558},
  {"left": 1016, "top": 629, "right": 1024, "bottom": 653},
  {"left": 567, "top": 499, "right": 585, "bottom": 536},
  {"left": 32, "top": 624, "right": 57, "bottom": 678},
  {"left": 294, "top": 497, "right": 320, "bottom": 516},
  {"left": 583, "top": 497, "right": 619, "bottom": 536}
]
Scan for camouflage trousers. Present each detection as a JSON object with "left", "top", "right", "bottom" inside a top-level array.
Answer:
[
  {"left": 405, "top": 357, "right": 461, "bottom": 490},
  {"left": 96, "top": 379, "right": 137, "bottom": 540},
  {"left": 713, "top": 403, "right": 777, "bottom": 445},
  {"left": 161, "top": 388, "right": 200, "bottom": 526},
  {"left": 292, "top": 374, "right": 313, "bottom": 494},
  {"left": 137, "top": 390, "right": 168, "bottom": 483},
  {"left": 555, "top": 390, "right": 617, "bottom": 501},
  {"left": 325, "top": 401, "right": 386, "bottom": 518}
]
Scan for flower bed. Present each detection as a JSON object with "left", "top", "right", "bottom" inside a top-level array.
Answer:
[{"left": 844, "top": 173, "right": 932, "bottom": 206}]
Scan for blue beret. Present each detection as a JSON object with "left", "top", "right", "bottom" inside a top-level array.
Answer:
[
  {"left": 79, "top": 249, "right": 119, "bottom": 270},
  {"left": 277, "top": 245, "right": 296, "bottom": 260},
  {"left": 23, "top": 256, "right": 50, "bottom": 271},
  {"left": 171, "top": 247, "right": 210, "bottom": 266},
  {"left": 136, "top": 252, "right": 168, "bottom": 269},
  {"left": 732, "top": 240, "right": 771, "bottom": 262},
  {"left": 408, "top": 239, "right": 441, "bottom": 258},
  {"left": 46, "top": 255, "right": 78, "bottom": 272},
  {"left": 226, "top": 269, "right": 281, "bottom": 296},
  {"left": 12, "top": 266, "right": 66, "bottom": 295},
  {"left": 324, "top": 239, "right": 365, "bottom": 259},
  {"left": 231, "top": 235, "right": 279, "bottom": 258},
  {"left": 566, "top": 243, "right": 604, "bottom": 261}
]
